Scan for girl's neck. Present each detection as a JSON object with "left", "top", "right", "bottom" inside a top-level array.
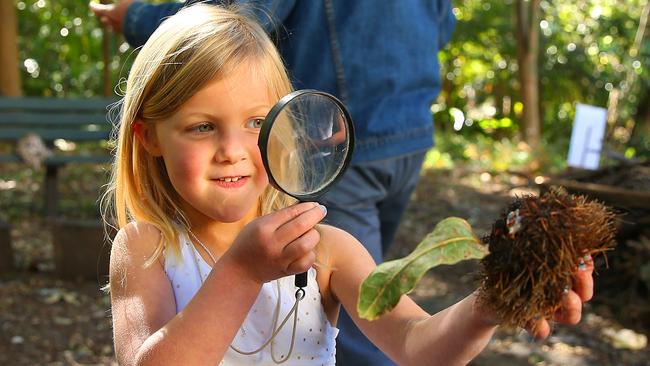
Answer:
[{"left": 184, "top": 203, "right": 260, "bottom": 258}]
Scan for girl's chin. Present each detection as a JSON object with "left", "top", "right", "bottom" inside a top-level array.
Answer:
[
  {"left": 211, "top": 203, "right": 259, "bottom": 223},
  {"left": 212, "top": 213, "right": 246, "bottom": 223},
  {"left": 179, "top": 200, "right": 256, "bottom": 224},
  {"left": 180, "top": 188, "right": 264, "bottom": 223}
]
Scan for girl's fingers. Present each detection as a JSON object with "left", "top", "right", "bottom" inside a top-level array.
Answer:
[
  {"left": 274, "top": 203, "right": 326, "bottom": 244},
  {"left": 285, "top": 250, "right": 317, "bottom": 274},
  {"left": 281, "top": 228, "right": 320, "bottom": 260},
  {"left": 572, "top": 255, "right": 595, "bottom": 301},
  {"left": 553, "top": 255, "right": 593, "bottom": 325},
  {"left": 523, "top": 256, "right": 594, "bottom": 340},
  {"left": 526, "top": 318, "right": 551, "bottom": 340},
  {"left": 271, "top": 202, "right": 320, "bottom": 224},
  {"left": 553, "top": 290, "right": 583, "bottom": 325}
]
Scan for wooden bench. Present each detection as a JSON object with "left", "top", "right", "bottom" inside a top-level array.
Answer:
[{"left": 0, "top": 97, "right": 118, "bottom": 218}]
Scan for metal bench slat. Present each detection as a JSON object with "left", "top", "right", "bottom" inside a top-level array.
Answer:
[
  {"left": 0, "top": 129, "right": 111, "bottom": 141},
  {"left": 47, "top": 155, "right": 113, "bottom": 164},
  {"left": 0, "top": 97, "right": 119, "bottom": 219},
  {"left": 0, "top": 97, "right": 120, "bottom": 111},
  {"left": 0, "top": 113, "right": 113, "bottom": 126},
  {"left": 0, "top": 155, "right": 20, "bottom": 163},
  {"left": 0, "top": 154, "right": 112, "bottom": 164}
]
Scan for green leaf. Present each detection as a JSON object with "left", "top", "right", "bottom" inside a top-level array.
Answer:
[{"left": 357, "top": 217, "right": 488, "bottom": 321}]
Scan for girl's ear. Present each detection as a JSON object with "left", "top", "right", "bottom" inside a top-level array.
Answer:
[{"left": 133, "top": 119, "right": 162, "bottom": 156}]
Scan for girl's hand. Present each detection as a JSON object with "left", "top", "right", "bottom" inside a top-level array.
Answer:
[
  {"left": 224, "top": 202, "right": 327, "bottom": 284},
  {"left": 525, "top": 255, "right": 595, "bottom": 339}
]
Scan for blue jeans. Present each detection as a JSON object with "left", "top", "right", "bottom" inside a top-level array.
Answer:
[{"left": 319, "top": 151, "right": 427, "bottom": 366}]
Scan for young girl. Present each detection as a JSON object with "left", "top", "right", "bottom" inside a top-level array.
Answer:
[{"left": 103, "top": 4, "right": 594, "bottom": 366}]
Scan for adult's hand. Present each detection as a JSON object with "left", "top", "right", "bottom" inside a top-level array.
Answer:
[{"left": 89, "top": 0, "right": 134, "bottom": 34}]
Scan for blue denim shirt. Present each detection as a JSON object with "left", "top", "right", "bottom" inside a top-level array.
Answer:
[{"left": 124, "top": 1, "right": 455, "bottom": 163}]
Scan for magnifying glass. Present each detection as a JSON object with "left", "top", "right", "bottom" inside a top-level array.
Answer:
[{"left": 258, "top": 89, "right": 355, "bottom": 291}]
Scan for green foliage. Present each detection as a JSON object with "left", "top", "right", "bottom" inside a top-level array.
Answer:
[
  {"left": 16, "top": 0, "right": 133, "bottom": 97},
  {"left": 11, "top": 0, "right": 649, "bottom": 166},
  {"left": 427, "top": 128, "right": 542, "bottom": 173},
  {"left": 357, "top": 217, "right": 487, "bottom": 321},
  {"left": 438, "top": 0, "right": 649, "bottom": 162}
]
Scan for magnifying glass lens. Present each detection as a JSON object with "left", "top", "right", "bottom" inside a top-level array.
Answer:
[
  {"left": 262, "top": 91, "right": 353, "bottom": 201},
  {"left": 259, "top": 90, "right": 354, "bottom": 289}
]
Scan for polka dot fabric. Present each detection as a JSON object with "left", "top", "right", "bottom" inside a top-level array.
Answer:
[{"left": 164, "top": 232, "right": 338, "bottom": 365}]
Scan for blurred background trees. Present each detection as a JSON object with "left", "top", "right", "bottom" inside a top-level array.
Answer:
[
  {"left": 433, "top": 0, "right": 649, "bottom": 172},
  {"left": 3, "top": 0, "right": 649, "bottom": 171}
]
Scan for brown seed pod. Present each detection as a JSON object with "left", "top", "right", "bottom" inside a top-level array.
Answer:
[{"left": 477, "top": 188, "right": 618, "bottom": 328}]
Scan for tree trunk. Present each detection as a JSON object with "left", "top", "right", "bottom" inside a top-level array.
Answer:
[
  {"left": 630, "top": 88, "right": 650, "bottom": 148},
  {"left": 608, "top": 1, "right": 650, "bottom": 147},
  {"left": 101, "top": 0, "right": 112, "bottom": 97},
  {"left": 515, "top": 0, "right": 541, "bottom": 153},
  {"left": 0, "top": 1, "right": 22, "bottom": 96}
]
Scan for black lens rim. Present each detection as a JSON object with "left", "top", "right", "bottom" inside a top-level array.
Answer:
[{"left": 258, "top": 89, "right": 355, "bottom": 202}]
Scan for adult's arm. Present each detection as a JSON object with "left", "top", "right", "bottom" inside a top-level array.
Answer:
[
  {"left": 92, "top": 0, "right": 298, "bottom": 48},
  {"left": 122, "top": 1, "right": 187, "bottom": 47},
  {"left": 438, "top": 0, "right": 456, "bottom": 47}
]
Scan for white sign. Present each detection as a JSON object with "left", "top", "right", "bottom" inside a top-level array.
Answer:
[{"left": 567, "top": 104, "right": 607, "bottom": 170}]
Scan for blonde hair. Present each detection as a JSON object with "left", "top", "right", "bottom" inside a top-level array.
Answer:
[{"left": 102, "top": 4, "right": 297, "bottom": 263}]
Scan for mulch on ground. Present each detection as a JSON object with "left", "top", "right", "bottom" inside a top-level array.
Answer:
[{"left": 1, "top": 167, "right": 649, "bottom": 365}]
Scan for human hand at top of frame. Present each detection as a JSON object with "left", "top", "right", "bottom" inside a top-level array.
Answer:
[
  {"left": 89, "top": 0, "right": 134, "bottom": 34},
  {"left": 222, "top": 202, "right": 327, "bottom": 285}
]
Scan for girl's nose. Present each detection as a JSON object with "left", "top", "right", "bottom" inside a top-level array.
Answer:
[{"left": 215, "top": 131, "right": 247, "bottom": 164}]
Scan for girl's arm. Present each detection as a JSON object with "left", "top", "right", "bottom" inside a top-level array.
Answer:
[
  {"left": 322, "top": 225, "right": 494, "bottom": 365},
  {"left": 111, "top": 203, "right": 326, "bottom": 366},
  {"left": 323, "top": 225, "right": 591, "bottom": 366},
  {"left": 110, "top": 222, "right": 262, "bottom": 366}
]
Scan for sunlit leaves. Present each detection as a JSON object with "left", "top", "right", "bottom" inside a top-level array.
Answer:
[
  {"left": 357, "top": 217, "right": 486, "bottom": 321},
  {"left": 16, "top": 0, "right": 130, "bottom": 97},
  {"left": 439, "top": 0, "right": 648, "bottom": 158}
]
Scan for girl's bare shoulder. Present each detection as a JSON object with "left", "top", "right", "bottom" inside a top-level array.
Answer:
[
  {"left": 315, "top": 224, "right": 377, "bottom": 312},
  {"left": 110, "top": 221, "right": 164, "bottom": 277},
  {"left": 317, "top": 223, "right": 356, "bottom": 239},
  {"left": 316, "top": 224, "right": 374, "bottom": 265},
  {"left": 112, "top": 221, "right": 161, "bottom": 253}
]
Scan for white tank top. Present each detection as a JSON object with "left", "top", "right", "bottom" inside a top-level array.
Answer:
[{"left": 164, "top": 232, "right": 338, "bottom": 365}]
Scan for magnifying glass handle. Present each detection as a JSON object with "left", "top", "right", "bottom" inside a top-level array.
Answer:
[{"left": 295, "top": 271, "right": 308, "bottom": 288}]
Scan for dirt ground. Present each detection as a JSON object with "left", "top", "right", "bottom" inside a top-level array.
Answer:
[{"left": 1, "top": 167, "right": 649, "bottom": 365}]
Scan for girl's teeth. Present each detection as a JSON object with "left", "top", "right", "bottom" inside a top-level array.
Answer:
[{"left": 222, "top": 177, "right": 240, "bottom": 182}]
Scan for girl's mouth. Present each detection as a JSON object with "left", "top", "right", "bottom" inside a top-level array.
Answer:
[
  {"left": 217, "top": 176, "right": 242, "bottom": 182},
  {"left": 213, "top": 176, "right": 247, "bottom": 188}
]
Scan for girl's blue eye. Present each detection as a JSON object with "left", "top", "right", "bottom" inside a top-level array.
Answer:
[
  {"left": 246, "top": 118, "right": 264, "bottom": 129},
  {"left": 193, "top": 123, "right": 213, "bottom": 133}
]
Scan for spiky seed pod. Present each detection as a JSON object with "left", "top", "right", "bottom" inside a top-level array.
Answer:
[{"left": 477, "top": 188, "right": 618, "bottom": 328}]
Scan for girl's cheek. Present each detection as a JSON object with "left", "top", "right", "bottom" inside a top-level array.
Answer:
[
  {"left": 170, "top": 150, "right": 207, "bottom": 181},
  {"left": 253, "top": 153, "right": 268, "bottom": 179}
]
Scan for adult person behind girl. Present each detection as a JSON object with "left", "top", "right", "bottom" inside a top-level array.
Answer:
[
  {"left": 91, "top": 1, "right": 457, "bottom": 364},
  {"left": 102, "top": 4, "right": 595, "bottom": 366}
]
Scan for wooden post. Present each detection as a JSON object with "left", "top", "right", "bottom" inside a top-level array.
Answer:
[
  {"left": 0, "top": 219, "right": 14, "bottom": 273},
  {"left": 0, "top": 0, "right": 22, "bottom": 96},
  {"left": 102, "top": 0, "right": 112, "bottom": 97},
  {"left": 45, "top": 165, "right": 59, "bottom": 219},
  {"left": 52, "top": 219, "right": 112, "bottom": 280},
  {"left": 515, "top": 0, "right": 541, "bottom": 154}
]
